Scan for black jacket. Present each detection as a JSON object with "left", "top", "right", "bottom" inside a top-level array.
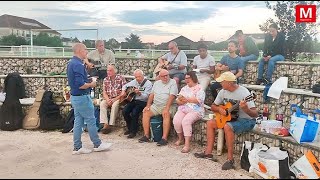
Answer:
[{"left": 263, "top": 32, "right": 286, "bottom": 57}]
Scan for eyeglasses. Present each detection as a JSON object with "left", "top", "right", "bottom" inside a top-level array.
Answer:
[{"left": 160, "top": 74, "right": 169, "bottom": 78}]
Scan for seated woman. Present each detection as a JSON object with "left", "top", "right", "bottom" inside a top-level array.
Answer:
[{"left": 173, "top": 71, "right": 205, "bottom": 153}]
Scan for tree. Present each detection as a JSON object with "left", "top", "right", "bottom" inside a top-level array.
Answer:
[
  {"left": 0, "top": 34, "right": 28, "bottom": 46},
  {"left": 105, "top": 38, "right": 120, "bottom": 49},
  {"left": 33, "top": 32, "right": 62, "bottom": 47},
  {"left": 82, "top": 39, "right": 95, "bottom": 48},
  {"left": 259, "top": 18, "right": 276, "bottom": 33},
  {"left": 125, "top": 33, "right": 144, "bottom": 49},
  {"left": 208, "top": 41, "right": 228, "bottom": 51},
  {"left": 261, "top": 1, "right": 320, "bottom": 61}
]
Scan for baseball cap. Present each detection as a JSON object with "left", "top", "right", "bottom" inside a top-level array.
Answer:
[{"left": 216, "top": 71, "right": 237, "bottom": 82}]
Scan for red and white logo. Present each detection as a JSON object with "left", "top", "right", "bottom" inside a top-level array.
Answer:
[{"left": 296, "top": 5, "right": 316, "bottom": 23}]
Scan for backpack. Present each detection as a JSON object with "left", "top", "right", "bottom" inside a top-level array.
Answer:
[
  {"left": 38, "top": 90, "right": 64, "bottom": 130},
  {"left": 312, "top": 83, "right": 320, "bottom": 94},
  {"left": 150, "top": 115, "right": 163, "bottom": 142},
  {"left": 0, "top": 72, "right": 25, "bottom": 131},
  {"left": 61, "top": 108, "right": 75, "bottom": 133}
]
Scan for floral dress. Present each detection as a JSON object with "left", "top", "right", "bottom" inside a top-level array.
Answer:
[{"left": 178, "top": 84, "right": 205, "bottom": 118}]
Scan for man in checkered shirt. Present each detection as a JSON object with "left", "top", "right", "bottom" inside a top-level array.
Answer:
[{"left": 99, "top": 65, "right": 126, "bottom": 134}]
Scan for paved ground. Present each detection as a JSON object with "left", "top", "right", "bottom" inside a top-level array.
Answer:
[{"left": 0, "top": 129, "right": 259, "bottom": 179}]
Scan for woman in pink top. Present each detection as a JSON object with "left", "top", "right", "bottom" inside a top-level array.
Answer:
[{"left": 173, "top": 71, "right": 205, "bottom": 153}]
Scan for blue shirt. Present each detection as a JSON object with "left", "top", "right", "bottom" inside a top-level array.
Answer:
[
  {"left": 67, "top": 56, "right": 90, "bottom": 95},
  {"left": 220, "top": 55, "right": 243, "bottom": 74},
  {"left": 121, "top": 78, "right": 153, "bottom": 102}
]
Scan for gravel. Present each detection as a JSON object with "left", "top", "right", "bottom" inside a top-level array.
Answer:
[{"left": 0, "top": 129, "right": 259, "bottom": 179}]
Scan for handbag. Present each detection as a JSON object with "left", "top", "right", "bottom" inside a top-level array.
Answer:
[{"left": 289, "top": 104, "right": 320, "bottom": 143}]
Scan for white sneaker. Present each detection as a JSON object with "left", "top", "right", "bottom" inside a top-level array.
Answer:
[
  {"left": 72, "top": 147, "right": 92, "bottom": 155},
  {"left": 93, "top": 142, "right": 112, "bottom": 152}
]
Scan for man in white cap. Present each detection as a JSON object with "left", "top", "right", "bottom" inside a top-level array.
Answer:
[{"left": 194, "top": 71, "right": 258, "bottom": 170}]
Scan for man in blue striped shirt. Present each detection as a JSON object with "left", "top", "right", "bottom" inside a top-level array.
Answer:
[{"left": 120, "top": 69, "right": 153, "bottom": 138}]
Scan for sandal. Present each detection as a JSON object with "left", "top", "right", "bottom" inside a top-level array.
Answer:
[
  {"left": 181, "top": 147, "right": 190, "bottom": 153},
  {"left": 194, "top": 152, "right": 218, "bottom": 162}
]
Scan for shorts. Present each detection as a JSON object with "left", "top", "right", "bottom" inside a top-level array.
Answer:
[
  {"left": 150, "top": 104, "right": 177, "bottom": 118},
  {"left": 169, "top": 73, "right": 185, "bottom": 83},
  {"left": 227, "top": 118, "right": 256, "bottom": 134}
]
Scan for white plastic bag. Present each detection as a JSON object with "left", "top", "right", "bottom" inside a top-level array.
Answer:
[
  {"left": 248, "top": 147, "right": 292, "bottom": 179},
  {"left": 291, "top": 150, "right": 320, "bottom": 179}
]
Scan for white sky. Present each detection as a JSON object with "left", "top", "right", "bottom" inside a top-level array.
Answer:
[{"left": 0, "top": 1, "right": 319, "bottom": 44}]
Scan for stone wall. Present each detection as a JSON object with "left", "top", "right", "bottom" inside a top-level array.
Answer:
[
  {"left": 0, "top": 57, "right": 319, "bottom": 90},
  {"left": 1, "top": 75, "right": 319, "bottom": 129}
]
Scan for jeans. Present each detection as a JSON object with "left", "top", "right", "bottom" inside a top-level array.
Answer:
[
  {"left": 71, "top": 94, "right": 101, "bottom": 150},
  {"left": 210, "top": 82, "right": 222, "bottom": 100},
  {"left": 122, "top": 100, "right": 147, "bottom": 134},
  {"left": 240, "top": 54, "right": 258, "bottom": 68},
  {"left": 258, "top": 55, "right": 284, "bottom": 81}
]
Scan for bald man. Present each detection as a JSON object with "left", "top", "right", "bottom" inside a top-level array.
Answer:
[
  {"left": 99, "top": 65, "right": 127, "bottom": 134},
  {"left": 138, "top": 69, "right": 178, "bottom": 146},
  {"left": 67, "top": 43, "right": 111, "bottom": 155},
  {"left": 158, "top": 41, "right": 188, "bottom": 88}
]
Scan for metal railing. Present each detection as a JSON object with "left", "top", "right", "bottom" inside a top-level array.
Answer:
[{"left": 0, "top": 45, "right": 319, "bottom": 61}]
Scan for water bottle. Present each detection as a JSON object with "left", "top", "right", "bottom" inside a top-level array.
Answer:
[
  {"left": 90, "top": 88, "right": 95, "bottom": 99},
  {"left": 262, "top": 104, "right": 269, "bottom": 121}
]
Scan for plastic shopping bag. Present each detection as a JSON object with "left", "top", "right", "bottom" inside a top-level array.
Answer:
[
  {"left": 291, "top": 150, "right": 320, "bottom": 179},
  {"left": 289, "top": 104, "right": 320, "bottom": 143},
  {"left": 248, "top": 147, "right": 293, "bottom": 179}
]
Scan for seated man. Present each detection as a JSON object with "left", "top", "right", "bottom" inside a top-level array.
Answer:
[
  {"left": 121, "top": 69, "right": 153, "bottom": 138},
  {"left": 235, "top": 30, "right": 259, "bottom": 68},
  {"left": 100, "top": 65, "right": 126, "bottom": 134},
  {"left": 157, "top": 41, "right": 187, "bottom": 89},
  {"left": 84, "top": 40, "right": 115, "bottom": 79},
  {"left": 192, "top": 43, "right": 215, "bottom": 91},
  {"left": 138, "top": 69, "right": 178, "bottom": 146},
  {"left": 210, "top": 40, "right": 243, "bottom": 100},
  {"left": 194, "top": 72, "right": 258, "bottom": 170}
]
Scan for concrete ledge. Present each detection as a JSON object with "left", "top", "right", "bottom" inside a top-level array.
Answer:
[{"left": 242, "top": 84, "right": 320, "bottom": 98}]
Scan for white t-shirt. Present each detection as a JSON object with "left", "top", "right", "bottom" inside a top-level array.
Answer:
[
  {"left": 151, "top": 79, "right": 178, "bottom": 107},
  {"left": 193, "top": 54, "right": 215, "bottom": 78}
]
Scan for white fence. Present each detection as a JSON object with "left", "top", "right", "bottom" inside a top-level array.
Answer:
[{"left": 0, "top": 45, "right": 319, "bottom": 61}]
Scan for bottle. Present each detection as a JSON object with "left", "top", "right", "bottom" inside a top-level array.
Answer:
[
  {"left": 269, "top": 106, "right": 276, "bottom": 120},
  {"left": 90, "top": 88, "right": 95, "bottom": 99},
  {"left": 276, "top": 108, "right": 284, "bottom": 125},
  {"left": 65, "top": 91, "right": 70, "bottom": 101},
  {"left": 262, "top": 104, "right": 269, "bottom": 121}
]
